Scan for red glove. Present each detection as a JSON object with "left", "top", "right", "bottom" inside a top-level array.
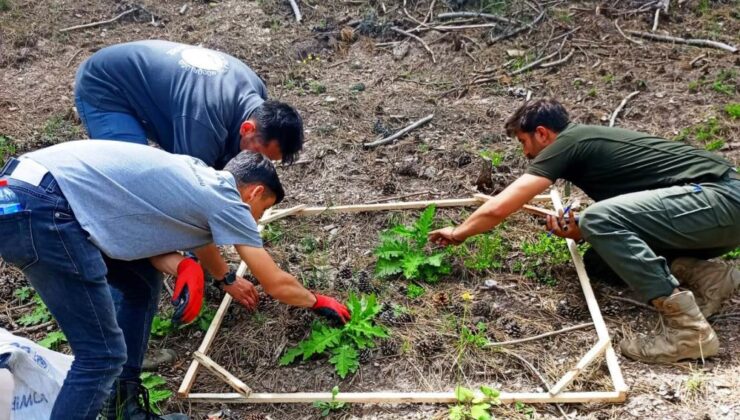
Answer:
[
  {"left": 312, "top": 293, "right": 351, "bottom": 325},
  {"left": 171, "top": 258, "right": 204, "bottom": 325}
]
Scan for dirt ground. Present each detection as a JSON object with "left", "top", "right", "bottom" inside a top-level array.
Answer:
[{"left": 1, "top": 0, "right": 739, "bottom": 419}]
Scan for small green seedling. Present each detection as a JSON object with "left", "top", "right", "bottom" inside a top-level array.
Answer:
[
  {"left": 13, "top": 286, "right": 33, "bottom": 303},
  {"left": 515, "top": 401, "right": 536, "bottom": 418},
  {"left": 459, "top": 322, "right": 489, "bottom": 349},
  {"left": 406, "top": 283, "right": 425, "bottom": 299},
  {"left": 38, "top": 331, "right": 67, "bottom": 350},
  {"left": 478, "top": 150, "right": 504, "bottom": 167},
  {"left": 139, "top": 373, "right": 172, "bottom": 415},
  {"left": 448, "top": 385, "right": 501, "bottom": 420},
  {"left": 724, "top": 103, "right": 740, "bottom": 120},
  {"left": 313, "top": 386, "right": 346, "bottom": 417},
  {"left": 722, "top": 247, "right": 740, "bottom": 260},
  {"left": 18, "top": 294, "right": 52, "bottom": 326}
]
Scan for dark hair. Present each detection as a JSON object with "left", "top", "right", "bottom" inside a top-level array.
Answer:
[
  {"left": 224, "top": 151, "right": 285, "bottom": 204},
  {"left": 252, "top": 100, "right": 304, "bottom": 164},
  {"left": 504, "top": 99, "right": 570, "bottom": 136}
]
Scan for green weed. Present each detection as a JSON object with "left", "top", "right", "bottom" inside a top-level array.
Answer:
[
  {"left": 602, "top": 74, "right": 615, "bottom": 84},
  {"left": 374, "top": 205, "right": 451, "bottom": 284},
  {"left": 515, "top": 401, "right": 536, "bottom": 418},
  {"left": 723, "top": 247, "right": 740, "bottom": 260},
  {"left": 406, "top": 283, "right": 425, "bottom": 299},
  {"left": 18, "top": 294, "right": 52, "bottom": 326},
  {"left": 518, "top": 233, "right": 571, "bottom": 286},
  {"left": 0, "top": 0, "right": 10, "bottom": 11},
  {"left": 313, "top": 386, "right": 346, "bottom": 417},
  {"left": 308, "top": 80, "right": 326, "bottom": 95},
  {"left": 452, "top": 229, "right": 508, "bottom": 272},
  {"left": 0, "top": 135, "right": 16, "bottom": 166},
  {"left": 724, "top": 103, "right": 740, "bottom": 119},
  {"left": 279, "top": 294, "right": 388, "bottom": 378},
  {"left": 262, "top": 223, "right": 285, "bottom": 244},
  {"left": 40, "top": 115, "right": 81, "bottom": 144},
  {"left": 704, "top": 139, "right": 725, "bottom": 151},
  {"left": 13, "top": 286, "right": 32, "bottom": 302},
  {"left": 587, "top": 88, "right": 597, "bottom": 98},
  {"left": 139, "top": 373, "right": 172, "bottom": 415},
  {"left": 459, "top": 322, "right": 489, "bottom": 349},
  {"left": 697, "top": 0, "right": 710, "bottom": 15},
  {"left": 39, "top": 331, "right": 67, "bottom": 350},
  {"left": 478, "top": 150, "right": 504, "bottom": 167},
  {"left": 674, "top": 117, "right": 726, "bottom": 151},
  {"left": 448, "top": 385, "right": 501, "bottom": 420}
]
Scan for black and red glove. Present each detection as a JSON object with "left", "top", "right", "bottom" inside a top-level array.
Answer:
[
  {"left": 312, "top": 293, "right": 351, "bottom": 325},
  {"left": 171, "top": 258, "right": 204, "bottom": 325}
]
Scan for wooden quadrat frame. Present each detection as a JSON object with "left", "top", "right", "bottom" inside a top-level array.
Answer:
[{"left": 177, "top": 190, "right": 628, "bottom": 405}]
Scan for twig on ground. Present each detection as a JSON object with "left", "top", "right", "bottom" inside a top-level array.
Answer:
[
  {"left": 490, "top": 9, "right": 545, "bottom": 43},
  {"left": 486, "top": 323, "right": 594, "bottom": 347},
  {"left": 427, "top": 23, "right": 499, "bottom": 31},
  {"left": 437, "top": 11, "right": 519, "bottom": 25},
  {"left": 510, "top": 50, "right": 559, "bottom": 76},
  {"left": 366, "top": 190, "right": 433, "bottom": 204},
  {"left": 689, "top": 53, "right": 707, "bottom": 66},
  {"left": 625, "top": 30, "right": 738, "bottom": 53},
  {"left": 609, "top": 295, "right": 657, "bottom": 311},
  {"left": 652, "top": 9, "right": 660, "bottom": 32},
  {"left": 288, "top": 0, "right": 302, "bottom": 22},
  {"left": 502, "top": 349, "right": 571, "bottom": 419},
  {"left": 709, "top": 312, "right": 740, "bottom": 321},
  {"left": 364, "top": 114, "right": 434, "bottom": 148},
  {"left": 609, "top": 91, "right": 640, "bottom": 127},
  {"left": 390, "top": 27, "right": 436, "bottom": 63},
  {"left": 66, "top": 49, "right": 83, "bottom": 67},
  {"left": 7, "top": 301, "right": 35, "bottom": 311},
  {"left": 614, "top": 19, "right": 643, "bottom": 45},
  {"left": 423, "top": 0, "right": 435, "bottom": 24},
  {"left": 539, "top": 49, "right": 574, "bottom": 68},
  {"left": 59, "top": 8, "right": 139, "bottom": 32},
  {"left": 13, "top": 320, "right": 54, "bottom": 334}
]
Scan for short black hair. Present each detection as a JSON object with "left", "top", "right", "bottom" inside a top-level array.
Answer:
[
  {"left": 504, "top": 99, "right": 570, "bottom": 136},
  {"left": 252, "top": 100, "right": 304, "bottom": 164},
  {"left": 224, "top": 151, "right": 285, "bottom": 204}
]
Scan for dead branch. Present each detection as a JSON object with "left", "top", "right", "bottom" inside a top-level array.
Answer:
[
  {"left": 625, "top": 30, "right": 738, "bottom": 53},
  {"left": 510, "top": 50, "right": 559, "bottom": 76},
  {"left": 486, "top": 323, "right": 594, "bottom": 347},
  {"left": 609, "top": 91, "right": 640, "bottom": 127},
  {"left": 502, "top": 349, "right": 572, "bottom": 419},
  {"left": 288, "top": 0, "right": 302, "bottom": 22},
  {"left": 59, "top": 8, "right": 139, "bottom": 33},
  {"left": 366, "top": 190, "right": 433, "bottom": 204},
  {"left": 437, "top": 11, "right": 519, "bottom": 25},
  {"left": 65, "top": 49, "right": 83, "bottom": 67},
  {"left": 390, "top": 27, "right": 436, "bottom": 63},
  {"left": 428, "top": 23, "right": 499, "bottom": 31},
  {"left": 364, "top": 114, "right": 434, "bottom": 148},
  {"left": 12, "top": 321, "right": 54, "bottom": 334},
  {"left": 614, "top": 19, "right": 643, "bottom": 45},
  {"left": 539, "top": 50, "right": 574, "bottom": 68},
  {"left": 490, "top": 9, "right": 545, "bottom": 43},
  {"left": 608, "top": 295, "right": 657, "bottom": 312}
]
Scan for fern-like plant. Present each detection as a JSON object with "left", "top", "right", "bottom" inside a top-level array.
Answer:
[
  {"left": 374, "top": 205, "right": 451, "bottom": 283},
  {"left": 279, "top": 294, "right": 388, "bottom": 378}
]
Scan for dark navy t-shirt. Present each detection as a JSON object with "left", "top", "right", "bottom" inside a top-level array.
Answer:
[{"left": 75, "top": 40, "right": 267, "bottom": 169}]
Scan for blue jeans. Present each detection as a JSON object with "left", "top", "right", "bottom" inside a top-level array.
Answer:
[
  {"left": 74, "top": 96, "right": 148, "bottom": 144},
  {"left": 0, "top": 165, "right": 161, "bottom": 419}
]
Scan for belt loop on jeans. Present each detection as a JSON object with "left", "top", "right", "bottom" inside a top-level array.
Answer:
[{"left": 0, "top": 157, "right": 20, "bottom": 178}]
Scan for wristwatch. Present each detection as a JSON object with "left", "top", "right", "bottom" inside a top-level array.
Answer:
[{"left": 213, "top": 270, "right": 237, "bottom": 290}]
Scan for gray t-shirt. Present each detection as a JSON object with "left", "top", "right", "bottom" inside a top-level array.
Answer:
[{"left": 24, "top": 140, "right": 262, "bottom": 260}]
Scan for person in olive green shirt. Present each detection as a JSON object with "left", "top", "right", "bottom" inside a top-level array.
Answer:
[{"left": 430, "top": 99, "right": 740, "bottom": 364}]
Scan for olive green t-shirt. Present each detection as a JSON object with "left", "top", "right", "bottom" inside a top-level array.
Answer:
[{"left": 526, "top": 123, "right": 734, "bottom": 202}]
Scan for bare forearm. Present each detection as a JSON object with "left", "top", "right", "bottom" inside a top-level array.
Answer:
[
  {"left": 264, "top": 273, "right": 317, "bottom": 307},
  {"left": 149, "top": 253, "right": 184, "bottom": 276},
  {"left": 454, "top": 199, "right": 507, "bottom": 240},
  {"left": 194, "top": 244, "right": 229, "bottom": 279}
]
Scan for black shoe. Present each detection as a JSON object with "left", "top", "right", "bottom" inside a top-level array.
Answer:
[{"left": 99, "top": 379, "right": 188, "bottom": 420}]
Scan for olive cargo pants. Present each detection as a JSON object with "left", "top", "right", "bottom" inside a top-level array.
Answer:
[{"left": 579, "top": 174, "right": 740, "bottom": 303}]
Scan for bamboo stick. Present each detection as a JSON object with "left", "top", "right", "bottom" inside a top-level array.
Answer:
[
  {"left": 186, "top": 390, "right": 626, "bottom": 404},
  {"left": 193, "top": 351, "right": 252, "bottom": 397}
]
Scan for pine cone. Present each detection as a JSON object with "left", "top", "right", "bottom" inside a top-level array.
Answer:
[
  {"left": 338, "top": 265, "right": 353, "bottom": 280},
  {"left": 557, "top": 302, "right": 584, "bottom": 320},
  {"left": 381, "top": 182, "right": 397, "bottom": 195},
  {"left": 380, "top": 339, "right": 400, "bottom": 356},
  {"left": 601, "top": 302, "right": 620, "bottom": 317},
  {"left": 457, "top": 154, "right": 472, "bottom": 167},
  {"left": 288, "top": 253, "right": 301, "bottom": 264},
  {"left": 359, "top": 349, "right": 373, "bottom": 363},
  {"left": 498, "top": 318, "right": 522, "bottom": 338},
  {"left": 356, "top": 270, "right": 374, "bottom": 293},
  {"left": 471, "top": 300, "right": 493, "bottom": 319},
  {"left": 417, "top": 335, "right": 444, "bottom": 357}
]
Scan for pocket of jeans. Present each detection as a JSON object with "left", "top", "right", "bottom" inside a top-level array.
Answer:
[
  {"left": 658, "top": 185, "right": 723, "bottom": 234},
  {"left": 0, "top": 210, "right": 39, "bottom": 270}
]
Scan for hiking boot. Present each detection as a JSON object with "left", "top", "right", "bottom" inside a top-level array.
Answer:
[
  {"left": 620, "top": 291, "right": 719, "bottom": 364},
  {"left": 670, "top": 257, "right": 740, "bottom": 318},
  {"left": 99, "top": 379, "right": 188, "bottom": 420}
]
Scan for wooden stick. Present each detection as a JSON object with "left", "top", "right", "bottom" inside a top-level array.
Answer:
[
  {"left": 259, "top": 204, "right": 307, "bottom": 224},
  {"left": 366, "top": 190, "right": 432, "bottom": 204},
  {"left": 186, "top": 390, "right": 626, "bottom": 404},
  {"left": 550, "top": 190, "right": 628, "bottom": 395},
  {"left": 490, "top": 9, "right": 545, "bottom": 43},
  {"left": 390, "top": 27, "right": 436, "bottom": 63},
  {"left": 288, "top": 0, "right": 302, "bottom": 22},
  {"left": 614, "top": 19, "right": 643, "bottom": 45},
  {"left": 539, "top": 50, "right": 574, "bottom": 68},
  {"left": 549, "top": 339, "right": 610, "bottom": 396},
  {"left": 437, "top": 11, "right": 518, "bottom": 25},
  {"left": 12, "top": 320, "right": 54, "bottom": 334},
  {"left": 427, "top": 23, "right": 499, "bottom": 31},
  {"left": 473, "top": 194, "right": 554, "bottom": 216},
  {"left": 624, "top": 30, "right": 738, "bottom": 53},
  {"left": 193, "top": 351, "right": 252, "bottom": 397},
  {"left": 59, "top": 8, "right": 138, "bottom": 32},
  {"left": 485, "top": 322, "right": 594, "bottom": 347},
  {"left": 651, "top": 8, "right": 660, "bottom": 32},
  {"left": 510, "top": 50, "right": 560, "bottom": 76},
  {"left": 296, "top": 197, "right": 483, "bottom": 216},
  {"left": 364, "top": 114, "right": 434, "bottom": 148},
  {"left": 609, "top": 91, "right": 640, "bottom": 127}
]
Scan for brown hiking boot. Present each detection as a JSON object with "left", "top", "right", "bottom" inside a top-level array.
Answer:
[
  {"left": 620, "top": 291, "right": 719, "bottom": 364},
  {"left": 670, "top": 257, "right": 740, "bottom": 318}
]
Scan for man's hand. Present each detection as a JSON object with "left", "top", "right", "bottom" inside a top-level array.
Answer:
[
  {"left": 223, "top": 276, "right": 259, "bottom": 310},
  {"left": 312, "top": 294, "right": 351, "bottom": 325},
  {"left": 429, "top": 226, "right": 464, "bottom": 247},
  {"left": 546, "top": 208, "right": 583, "bottom": 241},
  {"left": 172, "top": 258, "right": 204, "bottom": 325}
]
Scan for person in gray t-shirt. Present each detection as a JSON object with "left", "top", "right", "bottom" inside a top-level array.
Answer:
[{"left": 0, "top": 142, "right": 348, "bottom": 420}]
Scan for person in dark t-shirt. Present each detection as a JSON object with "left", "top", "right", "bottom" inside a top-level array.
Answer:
[
  {"left": 429, "top": 99, "right": 739, "bottom": 365},
  {"left": 74, "top": 40, "right": 303, "bottom": 168}
]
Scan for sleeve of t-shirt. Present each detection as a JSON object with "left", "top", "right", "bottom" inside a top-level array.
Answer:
[
  {"left": 172, "top": 116, "right": 224, "bottom": 167},
  {"left": 208, "top": 205, "right": 263, "bottom": 248},
  {"left": 525, "top": 142, "right": 579, "bottom": 182}
]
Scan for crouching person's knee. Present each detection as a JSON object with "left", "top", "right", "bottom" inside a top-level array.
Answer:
[
  {"left": 579, "top": 202, "right": 618, "bottom": 241},
  {"left": 73, "top": 332, "right": 127, "bottom": 381}
]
